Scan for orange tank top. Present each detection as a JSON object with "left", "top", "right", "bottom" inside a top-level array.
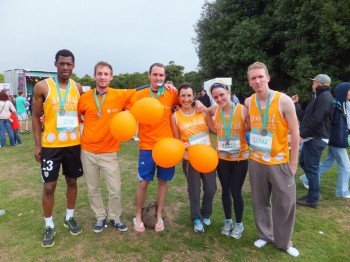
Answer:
[
  {"left": 214, "top": 103, "right": 249, "bottom": 161},
  {"left": 249, "top": 91, "right": 289, "bottom": 165},
  {"left": 174, "top": 109, "right": 212, "bottom": 160},
  {"left": 42, "top": 77, "right": 81, "bottom": 147}
]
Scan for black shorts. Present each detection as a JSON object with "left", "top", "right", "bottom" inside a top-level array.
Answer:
[{"left": 41, "top": 145, "right": 83, "bottom": 183}]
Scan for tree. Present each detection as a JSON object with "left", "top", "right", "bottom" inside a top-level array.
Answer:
[
  {"left": 0, "top": 73, "right": 4, "bottom": 83},
  {"left": 184, "top": 71, "right": 203, "bottom": 92},
  {"left": 165, "top": 61, "right": 185, "bottom": 87},
  {"left": 79, "top": 74, "right": 95, "bottom": 87},
  {"left": 195, "top": 0, "right": 350, "bottom": 101}
]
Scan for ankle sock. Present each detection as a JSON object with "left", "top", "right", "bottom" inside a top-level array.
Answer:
[
  {"left": 287, "top": 247, "right": 300, "bottom": 257},
  {"left": 45, "top": 216, "right": 54, "bottom": 228},
  {"left": 66, "top": 209, "right": 74, "bottom": 220},
  {"left": 254, "top": 239, "right": 267, "bottom": 248},
  {"left": 225, "top": 219, "right": 233, "bottom": 224}
]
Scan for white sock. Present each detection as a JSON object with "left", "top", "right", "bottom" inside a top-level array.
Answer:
[
  {"left": 254, "top": 239, "right": 267, "bottom": 248},
  {"left": 45, "top": 216, "right": 54, "bottom": 228},
  {"left": 225, "top": 219, "right": 233, "bottom": 224},
  {"left": 66, "top": 209, "right": 74, "bottom": 220},
  {"left": 287, "top": 247, "right": 300, "bottom": 257}
]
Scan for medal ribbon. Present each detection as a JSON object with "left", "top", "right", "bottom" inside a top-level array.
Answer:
[
  {"left": 149, "top": 85, "right": 165, "bottom": 99},
  {"left": 220, "top": 102, "right": 235, "bottom": 140},
  {"left": 256, "top": 91, "right": 272, "bottom": 131},
  {"left": 55, "top": 77, "right": 71, "bottom": 111},
  {"left": 94, "top": 90, "right": 106, "bottom": 115}
]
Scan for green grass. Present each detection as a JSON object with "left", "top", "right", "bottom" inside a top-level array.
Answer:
[{"left": 0, "top": 126, "right": 349, "bottom": 261}]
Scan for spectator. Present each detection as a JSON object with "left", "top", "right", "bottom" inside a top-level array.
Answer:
[{"left": 0, "top": 90, "right": 16, "bottom": 147}]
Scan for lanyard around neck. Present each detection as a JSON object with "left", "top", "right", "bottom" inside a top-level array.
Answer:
[
  {"left": 94, "top": 90, "right": 106, "bottom": 113},
  {"left": 256, "top": 91, "right": 272, "bottom": 131},
  {"left": 149, "top": 85, "right": 164, "bottom": 99},
  {"left": 220, "top": 102, "right": 235, "bottom": 140},
  {"left": 55, "top": 77, "right": 71, "bottom": 109}
]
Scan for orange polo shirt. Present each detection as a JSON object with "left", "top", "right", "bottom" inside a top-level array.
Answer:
[
  {"left": 78, "top": 87, "right": 136, "bottom": 153},
  {"left": 126, "top": 87, "right": 178, "bottom": 150}
]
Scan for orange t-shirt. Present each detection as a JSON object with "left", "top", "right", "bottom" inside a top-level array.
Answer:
[
  {"left": 78, "top": 88, "right": 136, "bottom": 153},
  {"left": 126, "top": 87, "right": 178, "bottom": 150},
  {"left": 249, "top": 91, "right": 289, "bottom": 165},
  {"left": 213, "top": 104, "right": 249, "bottom": 161}
]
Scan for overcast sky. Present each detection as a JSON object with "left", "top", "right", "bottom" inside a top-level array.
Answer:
[{"left": 0, "top": 0, "right": 207, "bottom": 77}]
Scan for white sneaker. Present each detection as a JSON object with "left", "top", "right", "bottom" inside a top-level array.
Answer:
[
  {"left": 220, "top": 222, "right": 233, "bottom": 236},
  {"left": 299, "top": 176, "right": 309, "bottom": 189},
  {"left": 133, "top": 136, "right": 140, "bottom": 141},
  {"left": 230, "top": 223, "right": 244, "bottom": 239},
  {"left": 286, "top": 247, "right": 300, "bottom": 257},
  {"left": 254, "top": 239, "right": 267, "bottom": 248}
]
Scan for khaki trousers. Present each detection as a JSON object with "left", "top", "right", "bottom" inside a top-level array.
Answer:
[
  {"left": 249, "top": 159, "right": 296, "bottom": 250},
  {"left": 81, "top": 149, "right": 122, "bottom": 221}
]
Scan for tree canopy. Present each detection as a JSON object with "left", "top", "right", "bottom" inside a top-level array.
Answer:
[{"left": 194, "top": 0, "right": 350, "bottom": 101}]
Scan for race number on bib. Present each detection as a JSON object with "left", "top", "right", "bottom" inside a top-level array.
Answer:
[
  {"left": 188, "top": 132, "right": 211, "bottom": 146},
  {"left": 218, "top": 135, "right": 240, "bottom": 153},
  {"left": 56, "top": 111, "right": 78, "bottom": 132},
  {"left": 250, "top": 128, "right": 273, "bottom": 153}
]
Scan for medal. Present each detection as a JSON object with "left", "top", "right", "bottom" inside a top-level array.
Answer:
[
  {"left": 97, "top": 111, "right": 102, "bottom": 118},
  {"left": 261, "top": 129, "right": 267, "bottom": 136},
  {"left": 59, "top": 108, "right": 65, "bottom": 116}
]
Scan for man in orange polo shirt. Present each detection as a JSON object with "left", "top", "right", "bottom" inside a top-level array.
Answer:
[
  {"left": 78, "top": 61, "right": 136, "bottom": 233},
  {"left": 126, "top": 63, "right": 178, "bottom": 232}
]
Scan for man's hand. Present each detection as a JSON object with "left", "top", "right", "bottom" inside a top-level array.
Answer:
[
  {"left": 34, "top": 145, "right": 42, "bottom": 162},
  {"left": 291, "top": 94, "right": 299, "bottom": 103},
  {"left": 164, "top": 81, "right": 177, "bottom": 93},
  {"left": 289, "top": 161, "right": 297, "bottom": 175}
]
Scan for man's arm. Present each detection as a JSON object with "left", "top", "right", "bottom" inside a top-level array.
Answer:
[
  {"left": 281, "top": 94, "right": 300, "bottom": 174},
  {"left": 32, "top": 81, "right": 46, "bottom": 162}
]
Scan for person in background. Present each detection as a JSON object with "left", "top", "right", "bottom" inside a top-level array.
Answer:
[
  {"left": 170, "top": 83, "right": 217, "bottom": 233},
  {"left": 297, "top": 74, "right": 334, "bottom": 208},
  {"left": 0, "top": 90, "right": 16, "bottom": 147},
  {"left": 16, "top": 90, "right": 29, "bottom": 134},
  {"left": 9, "top": 111, "right": 22, "bottom": 145},
  {"left": 198, "top": 89, "right": 211, "bottom": 108},
  {"left": 299, "top": 82, "right": 350, "bottom": 199}
]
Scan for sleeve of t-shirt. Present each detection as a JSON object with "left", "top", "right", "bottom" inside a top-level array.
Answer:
[{"left": 117, "top": 89, "right": 137, "bottom": 109}]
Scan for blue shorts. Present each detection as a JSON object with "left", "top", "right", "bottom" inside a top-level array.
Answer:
[{"left": 138, "top": 150, "right": 175, "bottom": 181}]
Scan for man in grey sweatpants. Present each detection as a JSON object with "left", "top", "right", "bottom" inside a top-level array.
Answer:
[{"left": 244, "top": 62, "right": 300, "bottom": 257}]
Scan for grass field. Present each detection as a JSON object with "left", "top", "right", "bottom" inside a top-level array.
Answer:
[{"left": 0, "top": 125, "right": 349, "bottom": 261}]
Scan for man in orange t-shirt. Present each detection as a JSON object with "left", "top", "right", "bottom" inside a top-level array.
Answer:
[
  {"left": 78, "top": 61, "right": 136, "bottom": 233},
  {"left": 125, "top": 63, "right": 178, "bottom": 232}
]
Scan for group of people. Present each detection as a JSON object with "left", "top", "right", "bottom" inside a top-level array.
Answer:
[
  {"left": 31, "top": 49, "right": 301, "bottom": 258},
  {"left": 0, "top": 89, "right": 30, "bottom": 147}
]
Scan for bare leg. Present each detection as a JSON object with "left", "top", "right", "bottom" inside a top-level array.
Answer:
[
  {"left": 135, "top": 180, "right": 149, "bottom": 223},
  {"left": 42, "top": 181, "right": 57, "bottom": 217},
  {"left": 156, "top": 178, "right": 168, "bottom": 223},
  {"left": 65, "top": 177, "right": 78, "bottom": 209}
]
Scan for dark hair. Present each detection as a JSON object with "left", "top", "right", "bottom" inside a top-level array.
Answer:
[
  {"left": 94, "top": 61, "right": 113, "bottom": 75},
  {"left": 178, "top": 83, "right": 195, "bottom": 96},
  {"left": 210, "top": 82, "right": 229, "bottom": 94},
  {"left": 55, "top": 49, "right": 75, "bottom": 63},
  {"left": 0, "top": 90, "right": 9, "bottom": 101},
  {"left": 18, "top": 90, "right": 24, "bottom": 96},
  {"left": 149, "top": 63, "right": 166, "bottom": 74}
]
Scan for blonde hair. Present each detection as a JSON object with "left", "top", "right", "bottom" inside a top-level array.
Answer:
[{"left": 247, "top": 61, "right": 269, "bottom": 79}]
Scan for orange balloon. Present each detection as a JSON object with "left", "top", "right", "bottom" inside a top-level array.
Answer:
[
  {"left": 110, "top": 111, "right": 137, "bottom": 141},
  {"left": 130, "top": 97, "right": 163, "bottom": 124},
  {"left": 152, "top": 138, "right": 185, "bottom": 168},
  {"left": 188, "top": 144, "right": 218, "bottom": 173}
]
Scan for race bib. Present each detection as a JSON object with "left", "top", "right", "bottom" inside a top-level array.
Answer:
[
  {"left": 250, "top": 128, "right": 273, "bottom": 153},
  {"left": 218, "top": 135, "right": 240, "bottom": 153},
  {"left": 56, "top": 111, "right": 78, "bottom": 132},
  {"left": 188, "top": 132, "right": 211, "bottom": 146}
]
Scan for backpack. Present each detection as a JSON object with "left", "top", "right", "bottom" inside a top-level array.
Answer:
[{"left": 141, "top": 201, "right": 166, "bottom": 228}]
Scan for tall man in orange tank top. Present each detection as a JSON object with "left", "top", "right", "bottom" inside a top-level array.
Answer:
[{"left": 244, "top": 62, "right": 300, "bottom": 257}]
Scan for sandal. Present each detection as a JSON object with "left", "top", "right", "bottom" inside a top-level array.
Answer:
[
  {"left": 133, "top": 218, "right": 145, "bottom": 232},
  {"left": 154, "top": 219, "right": 164, "bottom": 232}
]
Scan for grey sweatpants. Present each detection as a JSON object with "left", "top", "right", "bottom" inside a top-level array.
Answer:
[
  {"left": 182, "top": 159, "right": 217, "bottom": 220},
  {"left": 249, "top": 159, "right": 296, "bottom": 250}
]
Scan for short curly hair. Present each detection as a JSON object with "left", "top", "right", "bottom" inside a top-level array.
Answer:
[{"left": 0, "top": 90, "right": 9, "bottom": 101}]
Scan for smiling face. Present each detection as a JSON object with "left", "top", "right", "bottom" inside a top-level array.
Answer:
[
  {"left": 94, "top": 65, "right": 113, "bottom": 90},
  {"left": 178, "top": 87, "right": 194, "bottom": 108},
  {"left": 248, "top": 68, "right": 270, "bottom": 94},
  {"left": 148, "top": 66, "right": 166, "bottom": 89},
  {"left": 55, "top": 56, "right": 75, "bottom": 81},
  {"left": 211, "top": 86, "right": 230, "bottom": 108}
]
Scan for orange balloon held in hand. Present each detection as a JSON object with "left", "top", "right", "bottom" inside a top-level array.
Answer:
[
  {"left": 188, "top": 144, "right": 218, "bottom": 173},
  {"left": 130, "top": 97, "right": 163, "bottom": 124},
  {"left": 110, "top": 111, "right": 137, "bottom": 141},
  {"left": 152, "top": 138, "right": 185, "bottom": 168}
]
